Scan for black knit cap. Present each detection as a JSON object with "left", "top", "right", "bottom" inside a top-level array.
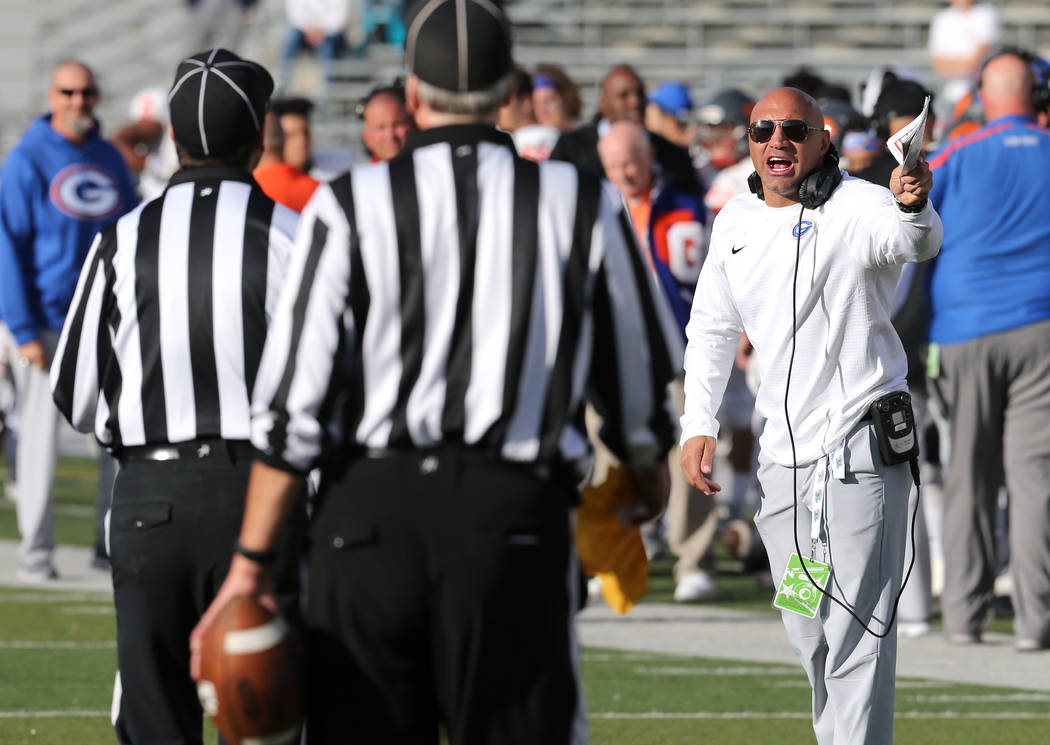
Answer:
[
  {"left": 405, "top": 0, "right": 513, "bottom": 93},
  {"left": 168, "top": 48, "right": 274, "bottom": 157}
]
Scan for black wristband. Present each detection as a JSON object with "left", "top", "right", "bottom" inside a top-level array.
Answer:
[
  {"left": 234, "top": 540, "right": 277, "bottom": 565},
  {"left": 895, "top": 197, "right": 927, "bottom": 214}
]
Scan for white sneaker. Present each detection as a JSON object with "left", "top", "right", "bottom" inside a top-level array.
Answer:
[
  {"left": 674, "top": 572, "right": 717, "bottom": 602},
  {"left": 16, "top": 564, "right": 59, "bottom": 584},
  {"left": 898, "top": 621, "right": 932, "bottom": 638}
]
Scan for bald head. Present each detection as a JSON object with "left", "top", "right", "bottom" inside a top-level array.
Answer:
[
  {"left": 598, "top": 121, "right": 654, "bottom": 200},
  {"left": 751, "top": 87, "right": 824, "bottom": 129},
  {"left": 600, "top": 65, "right": 645, "bottom": 124},
  {"left": 747, "top": 87, "right": 831, "bottom": 208},
  {"left": 980, "top": 54, "right": 1035, "bottom": 119}
]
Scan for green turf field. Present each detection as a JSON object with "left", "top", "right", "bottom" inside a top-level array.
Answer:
[
  {"left": 1, "top": 590, "right": 1047, "bottom": 745},
  {"left": 1, "top": 458, "right": 1043, "bottom": 744}
]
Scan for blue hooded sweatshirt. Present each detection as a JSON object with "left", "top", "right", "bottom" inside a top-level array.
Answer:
[{"left": 0, "top": 115, "right": 137, "bottom": 345}]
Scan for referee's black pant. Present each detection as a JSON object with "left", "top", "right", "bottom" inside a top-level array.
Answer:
[
  {"left": 109, "top": 443, "right": 302, "bottom": 745},
  {"left": 307, "top": 448, "right": 583, "bottom": 745}
]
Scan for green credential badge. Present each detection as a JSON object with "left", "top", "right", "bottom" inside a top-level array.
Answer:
[{"left": 774, "top": 553, "right": 832, "bottom": 619}]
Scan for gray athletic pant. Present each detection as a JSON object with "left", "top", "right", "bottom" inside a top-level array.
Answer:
[
  {"left": 755, "top": 418, "right": 910, "bottom": 745},
  {"left": 1, "top": 326, "right": 60, "bottom": 572},
  {"left": 897, "top": 392, "right": 932, "bottom": 625},
  {"left": 936, "top": 320, "right": 1050, "bottom": 644},
  {"left": 668, "top": 379, "right": 717, "bottom": 580}
]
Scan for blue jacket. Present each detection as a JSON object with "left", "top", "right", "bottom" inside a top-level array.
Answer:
[
  {"left": 0, "top": 115, "right": 137, "bottom": 345},
  {"left": 927, "top": 115, "right": 1050, "bottom": 345},
  {"left": 643, "top": 183, "right": 708, "bottom": 337}
]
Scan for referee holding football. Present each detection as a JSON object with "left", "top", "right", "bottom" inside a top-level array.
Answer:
[
  {"left": 191, "top": 2, "right": 681, "bottom": 744},
  {"left": 51, "top": 49, "right": 304, "bottom": 745}
]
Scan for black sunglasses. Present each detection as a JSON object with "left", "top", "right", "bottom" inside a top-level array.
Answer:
[
  {"left": 56, "top": 87, "right": 99, "bottom": 98},
  {"left": 747, "top": 119, "right": 822, "bottom": 144}
]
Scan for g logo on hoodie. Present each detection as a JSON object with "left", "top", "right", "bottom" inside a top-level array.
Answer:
[{"left": 49, "top": 164, "right": 122, "bottom": 221}]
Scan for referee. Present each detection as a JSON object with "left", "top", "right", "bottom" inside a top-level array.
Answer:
[
  {"left": 51, "top": 49, "right": 303, "bottom": 745},
  {"left": 191, "top": 2, "right": 681, "bottom": 744}
]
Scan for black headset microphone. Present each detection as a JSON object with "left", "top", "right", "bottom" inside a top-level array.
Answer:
[{"left": 749, "top": 145, "right": 921, "bottom": 639}]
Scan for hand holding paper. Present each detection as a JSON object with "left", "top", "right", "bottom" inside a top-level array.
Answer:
[{"left": 886, "top": 95, "right": 931, "bottom": 174}]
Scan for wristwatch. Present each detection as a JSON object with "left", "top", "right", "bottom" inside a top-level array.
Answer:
[{"left": 894, "top": 197, "right": 927, "bottom": 214}]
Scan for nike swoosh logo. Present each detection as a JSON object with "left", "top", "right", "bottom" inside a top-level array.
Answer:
[{"left": 731, "top": 244, "right": 746, "bottom": 254}]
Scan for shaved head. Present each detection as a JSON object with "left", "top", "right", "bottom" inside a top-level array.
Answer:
[
  {"left": 747, "top": 87, "right": 830, "bottom": 207},
  {"left": 751, "top": 87, "right": 824, "bottom": 128},
  {"left": 980, "top": 54, "right": 1035, "bottom": 119},
  {"left": 600, "top": 65, "right": 646, "bottom": 124}
]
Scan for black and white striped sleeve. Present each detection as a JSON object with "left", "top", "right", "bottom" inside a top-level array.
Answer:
[
  {"left": 51, "top": 230, "right": 111, "bottom": 434},
  {"left": 587, "top": 182, "right": 682, "bottom": 465},
  {"left": 250, "top": 179, "right": 355, "bottom": 474}
]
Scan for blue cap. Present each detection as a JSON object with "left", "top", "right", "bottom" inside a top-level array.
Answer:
[{"left": 649, "top": 81, "right": 693, "bottom": 121}]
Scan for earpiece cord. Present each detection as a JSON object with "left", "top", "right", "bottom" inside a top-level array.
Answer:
[{"left": 786, "top": 204, "right": 920, "bottom": 639}]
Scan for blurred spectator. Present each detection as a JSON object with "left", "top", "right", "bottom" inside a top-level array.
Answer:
[
  {"left": 254, "top": 112, "right": 319, "bottom": 211},
  {"left": 854, "top": 78, "right": 940, "bottom": 637},
  {"left": 0, "top": 61, "right": 137, "bottom": 582},
  {"left": 942, "top": 47, "right": 1050, "bottom": 141},
  {"left": 185, "top": 0, "right": 257, "bottom": 54},
  {"left": 597, "top": 121, "right": 714, "bottom": 601},
  {"left": 782, "top": 67, "right": 850, "bottom": 102},
  {"left": 645, "top": 81, "right": 696, "bottom": 149},
  {"left": 840, "top": 129, "right": 882, "bottom": 174},
  {"left": 928, "top": 0, "right": 1001, "bottom": 108},
  {"left": 857, "top": 80, "right": 937, "bottom": 187},
  {"left": 819, "top": 97, "right": 865, "bottom": 152},
  {"left": 532, "top": 63, "right": 581, "bottom": 133},
  {"left": 110, "top": 86, "right": 179, "bottom": 202},
  {"left": 550, "top": 64, "right": 701, "bottom": 197},
  {"left": 360, "top": 0, "right": 405, "bottom": 49},
  {"left": 271, "top": 96, "right": 354, "bottom": 180},
  {"left": 696, "top": 87, "right": 754, "bottom": 214},
  {"left": 358, "top": 83, "right": 414, "bottom": 162},
  {"left": 276, "top": 0, "right": 351, "bottom": 100},
  {"left": 497, "top": 67, "right": 559, "bottom": 162},
  {"left": 927, "top": 52, "right": 1050, "bottom": 651}
]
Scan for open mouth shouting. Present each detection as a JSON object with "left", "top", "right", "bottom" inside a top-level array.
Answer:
[{"left": 766, "top": 155, "right": 795, "bottom": 176}]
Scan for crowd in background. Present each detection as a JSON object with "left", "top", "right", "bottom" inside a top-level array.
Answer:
[{"left": 1, "top": 0, "right": 1048, "bottom": 657}]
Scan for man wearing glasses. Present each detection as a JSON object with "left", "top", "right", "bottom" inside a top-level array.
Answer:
[
  {"left": 0, "top": 60, "right": 136, "bottom": 582},
  {"left": 680, "top": 88, "right": 941, "bottom": 745}
]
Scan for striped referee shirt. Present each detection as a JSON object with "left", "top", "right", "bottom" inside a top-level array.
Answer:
[
  {"left": 252, "top": 124, "right": 682, "bottom": 475},
  {"left": 50, "top": 166, "right": 299, "bottom": 448}
]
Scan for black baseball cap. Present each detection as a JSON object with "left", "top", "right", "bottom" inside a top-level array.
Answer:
[
  {"left": 168, "top": 48, "right": 273, "bottom": 157},
  {"left": 404, "top": 0, "right": 513, "bottom": 93}
]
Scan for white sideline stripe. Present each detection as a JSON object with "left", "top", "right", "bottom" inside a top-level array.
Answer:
[
  {"left": 592, "top": 711, "right": 1050, "bottom": 720},
  {"left": 581, "top": 652, "right": 673, "bottom": 662},
  {"left": 0, "top": 503, "right": 93, "bottom": 518},
  {"left": 58, "top": 606, "right": 115, "bottom": 615},
  {"left": 0, "top": 593, "right": 111, "bottom": 603},
  {"left": 633, "top": 665, "right": 799, "bottom": 676},
  {"left": 223, "top": 617, "right": 288, "bottom": 655},
  {"left": 241, "top": 725, "right": 301, "bottom": 745},
  {"left": 772, "top": 680, "right": 949, "bottom": 690},
  {"left": 0, "top": 640, "right": 116, "bottom": 649},
  {"left": 0, "top": 710, "right": 108, "bottom": 718},
  {"left": 909, "top": 694, "right": 1050, "bottom": 703}
]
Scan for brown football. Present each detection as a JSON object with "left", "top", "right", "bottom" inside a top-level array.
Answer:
[{"left": 197, "top": 595, "right": 303, "bottom": 745}]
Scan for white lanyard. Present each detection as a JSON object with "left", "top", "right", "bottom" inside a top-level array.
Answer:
[{"left": 810, "top": 438, "right": 847, "bottom": 559}]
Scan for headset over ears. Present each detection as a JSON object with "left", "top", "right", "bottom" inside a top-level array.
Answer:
[
  {"left": 978, "top": 46, "right": 1050, "bottom": 114},
  {"left": 748, "top": 143, "right": 843, "bottom": 210}
]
